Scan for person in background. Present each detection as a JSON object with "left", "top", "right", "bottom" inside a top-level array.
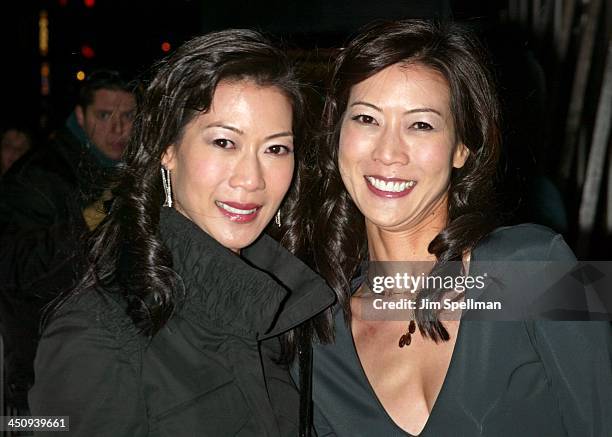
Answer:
[
  {"left": 0, "top": 127, "right": 32, "bottom": 176},
  {"left": 0, "top": 69, "right": 136, "bottom": 411}
]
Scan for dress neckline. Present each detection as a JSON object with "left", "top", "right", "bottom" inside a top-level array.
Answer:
[
  {"left": 346, "top": 304, "right": 464, "bottom": 436},
  {"left": 344, "top": 249, "right": 484, "bottom": 436}
]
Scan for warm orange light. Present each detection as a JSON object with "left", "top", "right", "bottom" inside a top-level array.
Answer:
[
  {"left": 161, "top": 42, "right": 171, "bottom": 52},
  {"left": 39, "top": 10, "right": 49, "bottom": 56},
  {"left": 84, "top": 0, "right": 95, "bottom": 7},
  {"left": 81, "top": 45, "right": 95, "bottom": 58},
  {"left": 76, "top": 70, "right": 86, "bottom": 81},
  {"left": 41, "top": 62, "right": 50, "bottom": 96}
]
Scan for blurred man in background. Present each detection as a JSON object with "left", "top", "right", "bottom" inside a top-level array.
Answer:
[{"left": 0, "top": 69, "right": 136, "bottom": 411}]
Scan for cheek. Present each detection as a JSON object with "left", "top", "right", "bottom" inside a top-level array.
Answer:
[
  {"left": 337, "top": 146, "right": 352, "bottom": 189},
  {"left": 177, "top": 152, "right": 228, "bottom": 196},
  {"left": 415, "top": 143, "right": 456, "bottom": 177},
  {"left": 338, "top": 121, "right": 376, "bottom": 163},
  {"left": 338, "top": 128, "right": 363, "bottom": 181},
  {"left": 91, "top": 122, "right": 109, "bottom": 139},
  {"left": 339, "top": 124, "right": 362, "bottom": 156},
  {"left": 265, "top": 158, "right": 294, "bottom": 197}
]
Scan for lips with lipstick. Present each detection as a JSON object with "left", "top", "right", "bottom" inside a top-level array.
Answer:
[
  {"left": 215, "top": 200, "right": 262, "bottom": 223},
  {"left": 365, "top": 175, "right": 417, "bottom": 198}
]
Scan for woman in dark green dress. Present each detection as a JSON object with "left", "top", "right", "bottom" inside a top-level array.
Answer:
[{"left": 296, "top": 20, "right": 612, "bottom": 436}]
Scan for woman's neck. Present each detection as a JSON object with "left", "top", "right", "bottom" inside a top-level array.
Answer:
[{"left": 366, "top": 196, "right": 449, "bottom": 262}]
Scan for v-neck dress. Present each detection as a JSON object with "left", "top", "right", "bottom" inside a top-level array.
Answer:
[{"left": 307, "top": 224, "right": 612, "bottom": 436}]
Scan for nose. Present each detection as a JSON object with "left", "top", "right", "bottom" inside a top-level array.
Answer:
[
  {"left": 110, "top": 115, "right": 124, "bottom": 135},
  {"left": 371, "top": 125, "right": 409, "bottom": 166},
  {"left": 229, "top": 152, "right": 265, "bottom": 192}
]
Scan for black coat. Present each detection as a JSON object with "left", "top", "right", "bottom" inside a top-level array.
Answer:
[
  {"left": 29, "top": 208, "right": 335, "bottom": 436},
  {"left": 0, "top": 124, "right": 111, "bottom": 407}
]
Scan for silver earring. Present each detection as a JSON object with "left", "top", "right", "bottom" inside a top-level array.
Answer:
[
  {"left": 275, "top": 209, "right": 281, "bottom": 228},
  {"left": 161, "top": 166, "right": 173, "bottom": 208}
]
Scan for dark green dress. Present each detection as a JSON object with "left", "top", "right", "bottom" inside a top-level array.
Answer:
[{"left": 308, "top": 225, "right": 612, "bottom": 436}]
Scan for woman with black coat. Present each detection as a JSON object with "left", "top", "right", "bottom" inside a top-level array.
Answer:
[{"left": 29, "top": 29, "right": 334, "bottom": 436}]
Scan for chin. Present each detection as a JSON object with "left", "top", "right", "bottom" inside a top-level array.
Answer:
[
  {"left": 103, "top": 152, "right": 121, "bottom": 161},
  {"left": 218, "top": 230, "right": 262, "bottom": 252},
  {"left": 364, "top": 212, "right": 408, "bottom": 229}
]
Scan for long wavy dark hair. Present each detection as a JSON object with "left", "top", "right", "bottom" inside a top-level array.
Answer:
[
  {"left": 50, "top": 29, "right": 306, "bottom": 337},
  {"left": 290, "top": 20, "right": 502, "bottom": 344}
]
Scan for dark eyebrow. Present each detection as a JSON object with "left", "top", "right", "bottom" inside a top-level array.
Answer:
[
  {"left": 350, "top": 101, "right": 382, "bottom": 112},
  {"left": 349, "top": 102, "right": 442, "bottom": 117},
  {"left": 265, "top": 132, "right": 293, "bottom": 141},
  {"left": 205, "top": 123, "right": 244, "bottom": 135},
  {"left": 205, "top": 123, "right": 292, "bottom": 141},
  {"left": 404, "top": 108, "right": 442, "bottom": 116}
]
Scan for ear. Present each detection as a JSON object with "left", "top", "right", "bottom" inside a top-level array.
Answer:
[
  {"left": 75, "top": 105, "right": 85, "bottom": 128},
  {"left": 452, "top": 143, "right": 469, "bottom": 169},
  {"left": 161, "top": 145, "right": 177, "bottom": 171}
]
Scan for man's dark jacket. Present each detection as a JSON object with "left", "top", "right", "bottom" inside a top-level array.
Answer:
[
  {"left": 29, "top": 207, "right": 335, "bottom": 436},
  {"left": 0, "top": 121, "right": 110, "bottom": 407}
]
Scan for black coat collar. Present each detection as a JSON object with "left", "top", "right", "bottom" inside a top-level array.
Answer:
[{"left": 159, "top": 208, "right": 335, "bottom": 339}]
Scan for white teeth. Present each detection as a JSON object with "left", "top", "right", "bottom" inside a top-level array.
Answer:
[
  {"left": 216, "top": 201, "right": 257, "bottom": 215},
  {"left": 366, "top": 176, "right": 415, "bottom": 193}
]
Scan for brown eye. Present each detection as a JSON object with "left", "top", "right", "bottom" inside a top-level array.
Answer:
[
  {"left": 212, "top": 138, "right": 235, "bottom": 149},
  {"left": 351, "top": 114, "right": 378, "bottom": 125},
  {"left": 412, "top": 121, "right": 433, "bottom": 130},
  {"left": 266, "top": 145, "right": 291, "bottom": 155}
]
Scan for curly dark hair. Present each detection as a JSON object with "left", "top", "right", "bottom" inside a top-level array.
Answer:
[
  {"left": 51, "top": 29, "right": 306, "bottom": 337},
  {"left": 287, "top": 19, "right": 502, "bottom": 346}
]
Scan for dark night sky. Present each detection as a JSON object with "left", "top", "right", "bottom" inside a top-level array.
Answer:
[{"left": 3, "top": 0, "right": 495, "bottom": 132}]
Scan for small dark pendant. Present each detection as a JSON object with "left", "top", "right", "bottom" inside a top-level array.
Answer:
[
  {"left": 408, "top": 320, "right": 416, "bottom": 334},
  {"left": 398, "top": 320, "right": 416, "bottom": 348}
]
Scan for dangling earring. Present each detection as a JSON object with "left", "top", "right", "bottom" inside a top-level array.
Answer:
[
  {"left": 275, "top": 209, "right": 281, "bottom": 228},
  {"left": 161, "top": 166, "right": 173, "bottom": 208}
]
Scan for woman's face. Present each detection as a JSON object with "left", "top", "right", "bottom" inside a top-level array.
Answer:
[
  {"left": 162, "top": 80, "right": 295, "bottom": 252},
  {"left": 338, "top": 63, "right": 468, "bottom": 231}
]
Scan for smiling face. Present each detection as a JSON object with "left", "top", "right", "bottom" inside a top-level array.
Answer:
[
  {"left": 161, "top": 80, "right": 295, "bottom": 252},
  {"left": 338, "top": 63, "right": 469, "bottom": 232}
]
